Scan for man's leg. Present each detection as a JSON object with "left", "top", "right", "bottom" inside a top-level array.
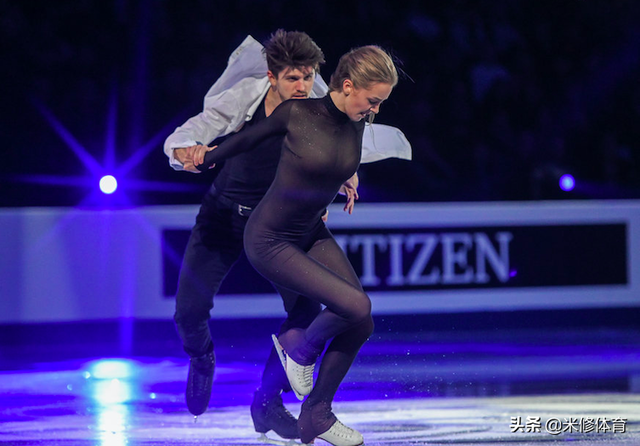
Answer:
[{"left": 174, "top": 194, "right": 244, "bottom": 415}]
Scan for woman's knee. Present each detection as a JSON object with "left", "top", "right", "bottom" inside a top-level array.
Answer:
[
  {"left": 345, "top": 314, "right": 375, "bottom": 347},
  {"left": 345, "top": 291, "right": 372, "bottom": 324}
]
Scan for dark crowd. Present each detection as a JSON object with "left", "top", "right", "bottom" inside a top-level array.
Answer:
[{"left": 2, "top": 0, "right": 640, "bottom": 207}]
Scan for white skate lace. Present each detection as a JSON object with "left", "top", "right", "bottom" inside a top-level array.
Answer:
[
  {"left": 295, "top": 361, "right": 314, "bottom": 388},
  {"left": 288, "top": 357, "right": 314, "bottom": 396}
]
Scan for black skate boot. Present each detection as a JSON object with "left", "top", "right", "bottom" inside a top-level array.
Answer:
[
  {"left": 298, "top": 400, "right": 363, "bottom": 446},
  {"left": 251, "top": 389, "right": 299, "bottom": 440},
  {"left": 186, "top": 350, "right": 215, "bottom": 416}
]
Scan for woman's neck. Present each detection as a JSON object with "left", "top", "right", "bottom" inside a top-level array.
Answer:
[{"left": 329, "top": 90, "right": 346, "bottom": 114}]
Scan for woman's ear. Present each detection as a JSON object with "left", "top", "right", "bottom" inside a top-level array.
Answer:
[{"left": 342, "top": 79, "right": 353, "bottom": 96}]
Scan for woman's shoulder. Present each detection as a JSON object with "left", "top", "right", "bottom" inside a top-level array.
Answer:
[
  {"left": 289, "top": 97, "right": 328, "bottom": 115},
  {"left": 277, "top": 97, "right": 323, "bottom": 118},
  {"left": 286, "top": 97, "right": 323, "bottom": 108}
]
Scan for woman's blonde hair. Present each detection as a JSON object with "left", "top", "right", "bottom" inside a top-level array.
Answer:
[{"left": 328, "top": 45, "right": 398, "bottom": 92}]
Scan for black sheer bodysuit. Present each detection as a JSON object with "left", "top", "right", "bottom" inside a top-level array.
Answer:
[{"left": 203, "top": 94, "right": 375, "bottom": 406}]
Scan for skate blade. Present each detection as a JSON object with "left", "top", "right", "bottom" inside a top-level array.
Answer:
[
  {"left": 257, "top": 432, "right": 303, "bottom": 445},
  {"left": 271, "top": 334, "right": 304, "bottom": 401}
]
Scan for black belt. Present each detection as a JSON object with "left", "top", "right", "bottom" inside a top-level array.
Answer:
[{"left": 214, "top": 192, "right": 253, "bottom": 217}]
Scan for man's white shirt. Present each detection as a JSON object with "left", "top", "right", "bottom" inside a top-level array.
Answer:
[{"left": 164, "top": 35, "right": 411, "bottom": 171}]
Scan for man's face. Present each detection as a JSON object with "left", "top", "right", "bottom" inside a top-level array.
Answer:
[{"left": 268, "top": 66, "right": 316, "bottom": 102}]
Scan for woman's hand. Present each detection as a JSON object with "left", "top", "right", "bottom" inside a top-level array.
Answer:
[
  {"left": 174, "top": 145, "right": 216, "bottom": 173},
  {"left": 339, "top": 172, "right": 360, "bottom": 214},
  {"left": 192, "top": 144, "right": 217, "bottom": 170}
]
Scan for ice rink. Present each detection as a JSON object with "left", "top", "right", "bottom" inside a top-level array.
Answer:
[{"left": 1, "top": 320, "right": 638, "bottom": 445}]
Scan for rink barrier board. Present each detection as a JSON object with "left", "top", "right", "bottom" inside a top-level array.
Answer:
[{"left": 0, "top": 200, "right": 638, "bottom": 323}]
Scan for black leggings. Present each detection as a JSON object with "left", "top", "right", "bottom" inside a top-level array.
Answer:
[
  {"left": 173, "top": 191, "right": 322, "bottom": 397},
  {"left": 245, "top": 221, "right": 374, "bottom": 404}
]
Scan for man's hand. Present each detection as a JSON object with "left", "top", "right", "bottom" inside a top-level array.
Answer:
[
  {"left": 174, "top": 145, "right": 216, "bottom": 173},
  {"left": 192, "top": 144, "right": 217, "bottom": 168},
  {"left": 174, "top": 147, "right": 198, "bottom": 173},
  {"left": 338, "top": 172, "right": 360, "bottom": 214}
]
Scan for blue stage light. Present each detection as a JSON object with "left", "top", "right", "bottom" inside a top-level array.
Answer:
[
  {"left": 559, "top": 174, "right": 575, "bottom": 192},
  {"left": 99, "top": 175, "right": 118, "bottom": 194}
]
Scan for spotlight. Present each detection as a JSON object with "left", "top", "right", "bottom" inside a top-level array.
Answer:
[
  {"left": 559, "top": 174, "right": 575, "bottom": 192},
  {"left": 99, "top": 175, "right": 118, "bottom": 194}
]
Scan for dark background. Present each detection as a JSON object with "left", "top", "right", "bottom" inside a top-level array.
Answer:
[{"left": 2, "top": 0, "right": 640, "bottom": 208}]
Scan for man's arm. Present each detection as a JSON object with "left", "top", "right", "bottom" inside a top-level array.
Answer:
[
  {"left": 194, "top": 99, "right": 292, "bottom": 171},
  {"left": 164, "top": 77, "right": 269, "bottom": 172},
  {"left": 163, "top": 90, "right": 241, "bottom": 172}
]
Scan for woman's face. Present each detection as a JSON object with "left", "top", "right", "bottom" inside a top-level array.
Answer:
[{"left": 343, "top": 81, "right": 393, "bottom": 122}]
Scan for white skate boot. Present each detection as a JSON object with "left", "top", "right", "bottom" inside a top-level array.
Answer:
[
  {"left": 298, "top": 400, "right": 364, "bottom": 446},
  {"left": 317, "top": 419, "right": 364, "bottom": 446},
  {"left": 272, "top": 334, "right": 314, "bottom": 400}
]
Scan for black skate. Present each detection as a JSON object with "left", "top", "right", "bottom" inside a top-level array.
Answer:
[
  {"left": 252, "top": 390, "right": 299, "bottom": 444},
  {"left": 185, "top": 350, "right": 215, "bottom": 416},
  {"left": 298, "top": 400, "right": 364, "bottom": 446}
]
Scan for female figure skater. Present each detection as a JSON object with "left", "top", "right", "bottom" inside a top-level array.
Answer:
[{"left": 196, "top": 45, "right": 398, "bottom": 446}]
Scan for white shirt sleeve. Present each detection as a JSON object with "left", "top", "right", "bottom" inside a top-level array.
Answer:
[
  {"left": 361, "top": 123, "right": 412, "bottom": 164},
  {"left": 163, "top": 77, "right": 269, "bottom": 170},
  {"left": 163, "top": 33, "right": 412, "bottom": 170},
  {"left": 163, "top": 89, "right": 240, "bottom": 170},
  {"left": 163, "top": 35, "right": 269, "bottom": 171}
]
